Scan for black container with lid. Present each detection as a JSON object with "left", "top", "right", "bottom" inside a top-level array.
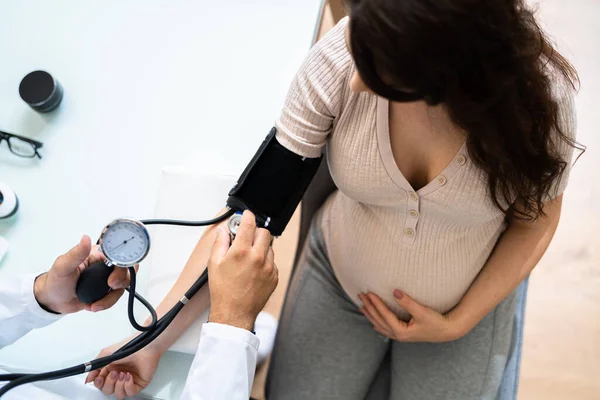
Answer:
[{"left": 19, "top": 70, "right": 63, "bottom": 113}]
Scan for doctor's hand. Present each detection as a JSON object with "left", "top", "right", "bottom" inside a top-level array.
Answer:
[
  {"left": 208, "top": 210, "right": 278, "bottom": 331},
  {"left": 359, "top": 291, "right": 465, "bottom": 343},
  {"left": 34, "top": 235, "right": 133, "bottom": 314}
]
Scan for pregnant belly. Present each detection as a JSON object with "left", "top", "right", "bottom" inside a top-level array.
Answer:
[
  {"left": 331, "top": 251, "right": 485, "bottom": 321},
  {"left": 321, "top": 197, "right": 502, "bottom": 320}
]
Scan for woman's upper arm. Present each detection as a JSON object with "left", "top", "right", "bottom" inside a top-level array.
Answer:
[
  {"left": 510, "top": 194, "right": 563, "bottom": 230},
  {"left": 275, "top": 17, "right": 353, "bottom": 158}
]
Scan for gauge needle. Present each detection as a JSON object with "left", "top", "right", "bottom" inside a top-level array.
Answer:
[{"left": 110, "top": 236, "right": 135, "bottom": 253}]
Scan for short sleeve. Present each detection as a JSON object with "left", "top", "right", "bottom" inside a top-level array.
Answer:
[
  {"left": 275, "top": 17, "right": 353, "bottom": 158},
  {"left": 545, "top": 84, "right": 578, "bottom": 201}
]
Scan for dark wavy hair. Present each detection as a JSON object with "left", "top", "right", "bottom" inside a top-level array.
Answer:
[{"left": 345, "top": 0, "right": 584, "bottom": 219}]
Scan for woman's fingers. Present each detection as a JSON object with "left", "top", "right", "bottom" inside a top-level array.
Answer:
[
  {"left": 114, "top": 372, "right": 127, "bottom": 399},
  {"left": 85, "top": 369, "right": 100, "bottom": 384},
  {"left": 392, "top": 289, "right": 427, "bottom": 319},
  {"left": 373, "top": 325, "right": 391, "bottom": 338},
  {"left": 359, "top": 293, "right": 392, "bottom": 333},
  {"left": 93, "top": 367, "right": 110, "bottom": 389},
  {"left": 124, "top": 373, "right": 138, "bottom": 397},
  {"left": 367, "top": 292, "right": 408, "bottom": 334},
  {"left": 360, "top": 306, "right": 392, "bottom": 337},
  {"left": 359, "top": 305, "right": 378, "bottom": 328},
  {"left": 102, "top": 370, "right": 119, "bottom": 395}
]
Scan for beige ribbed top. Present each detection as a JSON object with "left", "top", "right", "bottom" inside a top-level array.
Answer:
[{"left": 275, "top": 18, "right": 575, "bottom": 319}]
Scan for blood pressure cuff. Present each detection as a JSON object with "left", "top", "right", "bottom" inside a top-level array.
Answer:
[{"left": 226, "top": 127, "right": 322, "bottom": 236}]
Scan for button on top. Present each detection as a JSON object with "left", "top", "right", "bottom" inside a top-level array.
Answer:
[
  {"left": 404, "top": 228, "right": 415, "bottom": 237},
  {"left": 409, "top": 209, "right": 419, "bottom": 218},
  {"left": 456, "top": 155, "right": 466, "bottom": 166},
  {"left": 409, "top": 191, "right": 418, "bottom": 201},
  {"left": 437, "top": 175, "right": 447, "bottom": 186}
]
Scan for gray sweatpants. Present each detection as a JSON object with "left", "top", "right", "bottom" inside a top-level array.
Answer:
[{"left": 266, "top": 214, "right": 517, "bottom": 400}]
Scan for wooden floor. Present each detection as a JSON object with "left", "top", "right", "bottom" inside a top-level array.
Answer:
[{"left": 254, "top": 1, "right": 600, "bottom": 399}]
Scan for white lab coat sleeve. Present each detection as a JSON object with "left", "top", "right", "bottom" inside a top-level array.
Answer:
[
  {"left": 0, "top": 274, "right": 63, "bottom": 349},
  {"left": 181, "top": 322, "right": 260, "bottom": 400}
]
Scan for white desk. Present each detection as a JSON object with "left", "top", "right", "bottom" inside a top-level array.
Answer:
[{"left": 0, "top": 0, "right": 322, "bottom": 398}]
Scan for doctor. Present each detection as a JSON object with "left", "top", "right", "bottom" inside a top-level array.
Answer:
[{"left": 0, "top": 211, "right": 277, "bottom": 399}]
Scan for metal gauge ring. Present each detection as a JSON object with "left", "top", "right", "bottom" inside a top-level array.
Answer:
[
  {"left": 227, "top": 212, "right": 243, "bottom": 242},
  {"left": 99, "top": 218, "right": 151, "bottom": 267}
]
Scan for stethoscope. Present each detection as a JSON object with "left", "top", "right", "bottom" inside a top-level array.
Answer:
[{"left": 0, "top": 209, "right": 243, "bottom": 397}]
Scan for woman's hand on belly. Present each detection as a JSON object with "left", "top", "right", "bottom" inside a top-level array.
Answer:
[{"left": 358, "top": 290, "right": 465, "bottom": 343}]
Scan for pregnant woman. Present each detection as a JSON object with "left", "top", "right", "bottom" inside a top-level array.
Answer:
[
  {"left": 90, "top": 0, "right": 582, "bottom": 398},
  {"left": 266, "top": 0, "right": 581, "bottom": 398}
]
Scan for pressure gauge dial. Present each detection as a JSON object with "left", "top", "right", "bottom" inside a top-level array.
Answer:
[{"left": 99, "top": 218, "right": 150, "bottom": 267}]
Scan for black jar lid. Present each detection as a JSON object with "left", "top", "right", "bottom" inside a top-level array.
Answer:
[{"left": 19, "top": 70, "right": 63, "bottom": 113}]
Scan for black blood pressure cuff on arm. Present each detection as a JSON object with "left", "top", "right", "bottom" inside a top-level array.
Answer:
[{"left": 226, "top": 127, "right": 322, "bottom": 236}]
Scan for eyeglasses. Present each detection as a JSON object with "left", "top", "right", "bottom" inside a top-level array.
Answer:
[{"left": 0, "top": 130, "right": 43, "bottom": 159}]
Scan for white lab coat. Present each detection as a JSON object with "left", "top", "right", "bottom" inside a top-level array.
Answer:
[{"left": 0, "top": 274, "right": 258, "bottom": 399}]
